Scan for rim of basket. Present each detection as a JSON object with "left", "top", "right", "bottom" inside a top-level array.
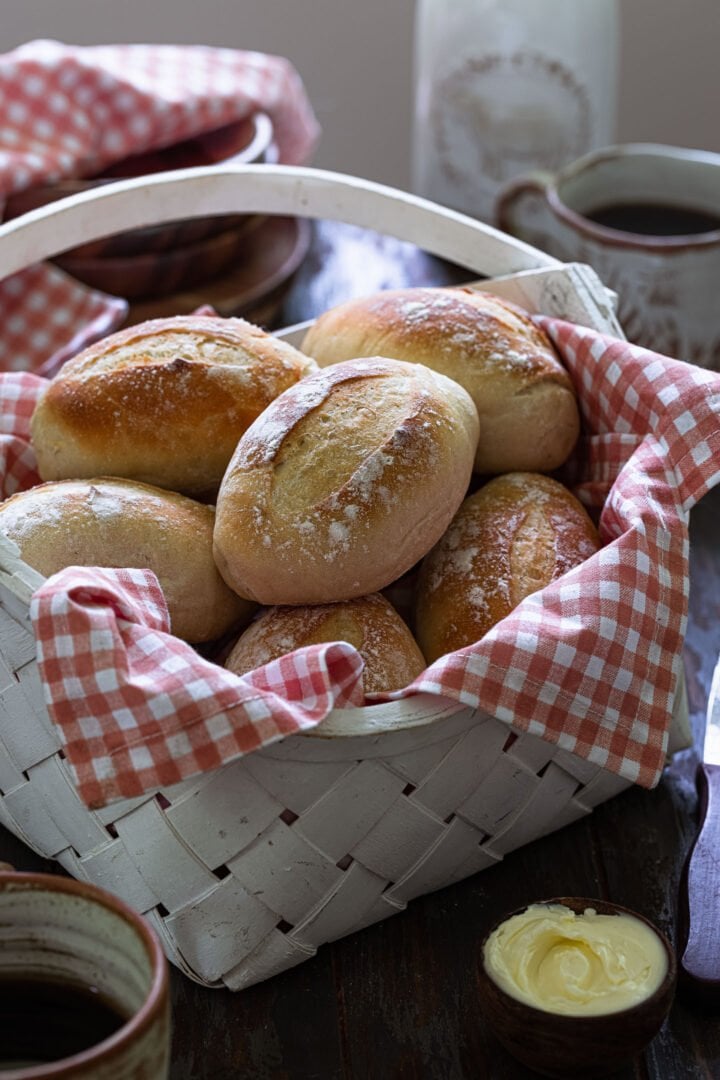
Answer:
[{"left": 303, "top": 694, "right": 469, "bottom": 739}]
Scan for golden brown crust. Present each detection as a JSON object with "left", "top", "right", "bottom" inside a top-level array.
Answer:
[
  {"left": 301, "top": 286, "right": 580, "bottom": 475},
  {"left": 415, "top": 472, "right": 601, "bottom": 663},
  {"left": 0, "top": 477, "right": 255, "bottom": 643},
  {"left": 213, "top": 356, "right": 480, "bottom": 605},
  {"left": 225, "top": 593, "right": 426, "bottom": 694},
  {"left": 30, "top": 315, "right": 317, "bottom": 497}
]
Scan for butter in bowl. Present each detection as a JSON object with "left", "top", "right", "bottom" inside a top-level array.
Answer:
[{"left": 477, "top": 897, "right": 677, "bottom": 1078}]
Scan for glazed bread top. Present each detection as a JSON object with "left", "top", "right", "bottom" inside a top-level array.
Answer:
[
  {"left": 225, "top": 593, "right": 426, "bottom": 695},
  {"left": 301, "top": 286, "right": 580, "bottom": 475},
  {"left": 213, "top": 356, "right": 480, "bottom": 605},
  {"left": 30, "top": 315, "right": 317, "bottom": 497},
  {"left": 415, "top": 471, "right": 601, "bottom": 663},
  {"left": 0, "top": 476, "right": 255, "bottom": 643}
]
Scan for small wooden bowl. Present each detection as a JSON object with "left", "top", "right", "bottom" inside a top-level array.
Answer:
[
  {"left": 2, "top": 113, "right": 274, "bottom": 259},
  {"left": 477, "top": 897, "right": 677, "bottom": 1079},
  {"left": 54, "top": 214, "right": 266, "bottom": 299}
]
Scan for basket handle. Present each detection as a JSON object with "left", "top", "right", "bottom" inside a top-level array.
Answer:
[{"left": 0, "top": 164, "right": 560, "bottom": 284}]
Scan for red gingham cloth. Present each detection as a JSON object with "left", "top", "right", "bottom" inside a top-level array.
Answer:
[
  {"left": 2, "top": 321, "right": 719, "bottom": 808},
  {"left": 0, "top": 39, "right": 320, "bottom": 375}
]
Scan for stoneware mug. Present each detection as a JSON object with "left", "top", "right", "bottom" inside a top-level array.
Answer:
[
  {"left": 0, "top": 867, "right": 170, "bottom": 1078},
  {"left": 496, "top": 143, "right": 720, "bottom": 369}
]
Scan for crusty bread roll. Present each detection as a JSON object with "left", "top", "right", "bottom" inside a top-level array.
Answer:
[
  {"left": 300, "top": 286, "right": 580, "bottom": 475},
  {"left": 225, "top": 594, "right": 426, "bottom": 694},
  {"left": 30, "top": 315, "right": 317, "bottom": 497},
  {"left": 0, "top": 478, "right": 255, "bottom": 643},
  {"left": 415, "top": 472, "right": 601, "bottom": 663},
  {"left": 213, "top": 356, "right": 480, "bottom": 605}
]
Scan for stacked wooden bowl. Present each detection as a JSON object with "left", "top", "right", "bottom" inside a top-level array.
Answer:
[{"left": 2, "top": 114, "right": 309, "bottom": 323}]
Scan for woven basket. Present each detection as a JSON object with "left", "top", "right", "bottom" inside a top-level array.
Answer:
[{"left": 0, "top": 165, "right": 689, "bottom": 989}]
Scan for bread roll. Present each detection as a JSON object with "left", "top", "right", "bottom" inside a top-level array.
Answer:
[
  {"left": 415, "top": 472, "right": 601, "bottom": 663},
  {"left": 213, "top": 356, "right": 480, "bottom": 605},
  {"left": 225, "top": 594, "right": 426, "bottom": 694},
  {"left": 300, "top": 286, "right": 579, "bottom": 475},
  {"left": 30, "top": 315, "right": 317, "bottom": 497},
  {"left": 0, "top": 478, "right": 254, "bottom": 643}
]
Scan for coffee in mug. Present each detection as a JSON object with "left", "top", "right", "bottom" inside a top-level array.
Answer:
[
  {"left": 0, "top": 869, "right": 170, "bottom": 1078},
  {"left": 496, "top": 143, "right": 720, "bottom": 368},
  {"left": 1, "top": 978, "right": 128, "bottom": 1066},
  {"left": 585, "top": 201, "right": 720, "bottom": 237}
]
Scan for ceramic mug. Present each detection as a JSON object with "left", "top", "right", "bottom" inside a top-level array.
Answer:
[
  {"left": 496, "top": 143, "right": 720, "bottom": 368},
  {"left": 0, "top": 868, "right": 170, "bottom": 1078}
]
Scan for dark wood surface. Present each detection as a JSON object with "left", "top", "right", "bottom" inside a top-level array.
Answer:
[{"left": 2, "top": 219, "right": 719, "bottom": 1079}]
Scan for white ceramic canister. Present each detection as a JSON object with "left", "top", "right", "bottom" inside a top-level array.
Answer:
[{"left": 412, "top": 0, "right": 620, "bottom": 224}]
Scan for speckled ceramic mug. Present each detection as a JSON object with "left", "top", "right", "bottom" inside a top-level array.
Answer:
[
  {"left": 496, "top": 143, "right": 720, "bottom": 369},
  {"left": 0, "top": 870, "right": 170, "bottom": 1079}
]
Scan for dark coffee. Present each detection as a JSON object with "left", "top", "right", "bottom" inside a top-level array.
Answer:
[
  {"left": 585, "top": 201, "right": 720, "bottom": 236},
  {"left": 0, "top": 976, "right": 129, "bottom": 1069}
]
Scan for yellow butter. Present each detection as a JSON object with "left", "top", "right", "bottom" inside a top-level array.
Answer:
[{"left": 483, "top": 903, "right": 667, "bottom": 1016}]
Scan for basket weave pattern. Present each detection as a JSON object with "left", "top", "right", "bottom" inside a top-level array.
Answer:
[{"left": 0, "top": 575, "right": 631, "bottom": 987}]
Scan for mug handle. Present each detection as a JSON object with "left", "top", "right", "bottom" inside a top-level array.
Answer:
[{"left": 495, "top": 170, "right": 555, "bottom": 239}]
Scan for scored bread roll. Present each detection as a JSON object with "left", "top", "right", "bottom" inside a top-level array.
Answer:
[
  {"left": 213, "top": 356, "right": 480, "bottom": 605},
  {"left": 415, "top": 472, "right": 601, "bottom": 663},
  {"left": 300, "top": 286, "right": 580, "bottom": 475},
  {"left": 30, "top": 315, "right": 317, "bottom": 497},
  {"left": 0, "top": 478, "right": 255, "bottom": 643},
  {"left": 225, "top": 594, "right": 426, "bottom": 694}
]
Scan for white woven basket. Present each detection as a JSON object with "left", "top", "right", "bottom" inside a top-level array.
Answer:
[{"left": 0, "top": 165, "right": 688, "bottom": 989}]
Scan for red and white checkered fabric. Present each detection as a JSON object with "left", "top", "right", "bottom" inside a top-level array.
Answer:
[
  {"left": 31, "top": 566, "right": 364, "bottom": 808},
  {"left": 2, "top": 320, "right": 720, "bottom": 808},
  {"left": 0, "top": 39, "right": 320, "bottom": 374}
]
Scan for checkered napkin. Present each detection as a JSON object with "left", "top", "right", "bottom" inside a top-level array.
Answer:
[
  {"left": 2, "top": 322, "right": 720, "bottom": 808},
  {"left": 0, "top": 38, "right": 320, "bottom": 374}
]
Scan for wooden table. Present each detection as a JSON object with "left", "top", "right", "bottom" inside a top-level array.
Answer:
[{"left": 2, "top": 219, "right": 719, "bottom": 1079}]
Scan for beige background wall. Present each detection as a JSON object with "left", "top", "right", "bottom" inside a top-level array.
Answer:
[{"left": 2, "top": 0, "right": 719, "bottom": 190}]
